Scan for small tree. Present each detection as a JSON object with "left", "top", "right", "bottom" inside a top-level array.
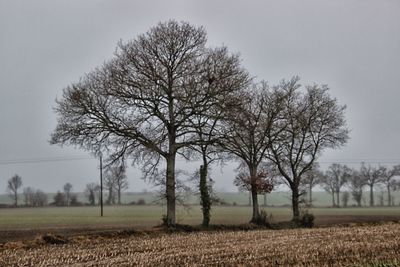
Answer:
[
  {"left": 326, "top": 164, "right": 351, "bottom": 207},
  {"left": 105, "top": 159, "right": 128, "bottom": 205},
  {"left": 85, "top": 183, "right": 100, "bottom": 205},
  {"left": 341, "top": 191, "right": 350, "bottom": 207},
  {"left": 380, "top": 165, "right": 400, "bottom": 206},
  {"left": 53, "top": 191, "right": 66, "bottom": 206},
  {"left": 33, "top": 190, "right": 48, "bottom": 207},
  {"left": 23, "top": 187, "right": 35, "bottom": 206},
  {"left": 359, "top": 163, "right": 384, "bottom": 207},
  {"left": 301, "top": 164, "right": 323, "bottom": 207},
  {"left": 320, "top": 172, "right": 337, "bottom": 207},
  {"left": 348, "top": 172, "right": 365, "bottom": 207},
  {"left": 63, "top": 183, "right": 73, "bottom": 206},
  {"left": 234, "top": 169, "right": 274, "bottom": 211},
  {"left": 7, "top": 174, "right": 23, "bottom": 207}
]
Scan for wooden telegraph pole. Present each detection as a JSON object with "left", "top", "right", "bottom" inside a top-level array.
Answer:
[{"left": 100, "top": 153, "right": 103, "bottom": 217}]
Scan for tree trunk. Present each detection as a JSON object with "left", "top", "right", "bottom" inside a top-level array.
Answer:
[
  {"left": 291, "top": 186, "right": 300, "bottom": 221},
  {"left": 249, "top": 165, "right": 260, "bottom": 223},
  {"left": 336, "top": 190, "right": 340, "bottom": 207},
  {"left": 387, "top": 184, "right": 391, "bottom": 207},
  {"left": 118, "top": 188, "right": 121, "bottom": 205},
  {"left": 308, "top": 185, "right": 312, "bottom": 207},
  {"left": 199, "top": 156, "right": 211, "bottom": 227},
  {"left": 331, "top": 192, "right": 335, "bottom": 207},
  {"left": 369, "top": 184, "right": 374, "bottom": 207},
  {"left": 14, "top": 191, "right": 18, "bottom": 207},
  {"left": 165, "top": 153, "right": 176, "bottom": 226}
]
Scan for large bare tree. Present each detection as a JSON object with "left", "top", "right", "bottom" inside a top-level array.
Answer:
[
  {"left": 266, "top": 77, "right": 349, "bottom": 221},
  {"left": 51, "top": 20, "right": 248, "bottom": 225},
  {"left": 222, "top": 82, "right": 286, "bottom": 223},
  {"left": 7, "top": 174, "right": 22, "bottom": 207}
]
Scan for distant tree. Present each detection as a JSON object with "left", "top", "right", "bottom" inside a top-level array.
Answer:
[
  {"left": 7, "top": 174, "right": 23, "bottom": 207},
  {"left": 33, "top": 190, "right": 48, "bottom": 207},
  {"left": 63, "top": 183, "right": 73, "bottom": 207},
  {"left": 104, "top": 174, "right": 117, "bottom": 205},
  {"left": 341, "top": 191, "right": 350, "bottom": 207},
  {"left": 69, "top": 194, "right": 80, "bottom": 206},
  {"left": 380, "top": 165, "right": 400, "bottom": 206},
  {"left": 359, "top": 163, "right": 384, "bottom": 207},
  {"left": 265, "top": 77, "right": 349, "bottom": 221},
  {"left": 348, "top": 172, "right": 365, "bottom": 207},
  {"left": 106, "top": 159, "right": 128, "bottom": 205},
  {"left": 23, "top": 187, "right": 35, "bottom": 206},
  {"left": 301, "top": 164, "right": 323, "bottom": 207},
  {"left": 320, "top": 172, "right": 337, "bottom": 207},
  {"left": 326, "top": 164, "right": 351, "bottom": 207},
  {"left": 53, "top": 191, "right": 66, "bottom": 206},
  {"left": 85, "top": 183, "right": 100, "bottom": 205}
]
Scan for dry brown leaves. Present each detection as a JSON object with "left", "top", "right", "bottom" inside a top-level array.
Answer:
[{"left": 1, "top": 223, "right": 399, "bottom": 266}]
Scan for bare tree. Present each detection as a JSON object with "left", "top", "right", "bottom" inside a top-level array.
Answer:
[
  {"left": 7, "top": 174, "right": 23, "bottom": 207},
  {"left": 104, "top": 173, "right": 117, "bottom": 205},
  {"left": 348, "top": 171, "right": 365, "bottom": 207},
  {"left": 320, "top": 171, "right": 337, "bottom": 207},
  {"left": 301, "top": 163, "right": 323, "bottom": 207},
  {"left": 380, "top": 165, "right": 400, "bottom": 206},
  {"left": 50, "top": 20, "right": 248, "bottom": 225},
  {"left": 341, "top": 191, "right": 350, "bottom": 207},
  {"left": 33, "top": 190, "right": 48, "bottom": 207},
  {"left": 85, "top": 183, "right": 100, "bottom": 205},
  {"left": 326, "top": 164, "right": 351, "bottom": 207},
  {"left": 266, "top": 77, "right": 349, "bottom": 221},
  {"left": 106, "top": 159, "right": 128, "bottom": 204},
  {"left": 222, "top": 82, "right": 285, "bottom": 223},
  {"left": 63, "top": 183, "right": 73, "bottom": 206},
  {"left": 359, "top": 163, "right": 384, "bottom": 207},
  {"left": 23, "top": 187, "right": 35, "bottom": 206}
]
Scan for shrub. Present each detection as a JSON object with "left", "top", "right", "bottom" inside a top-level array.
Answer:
[{"left": 300, "top": 211, "right": 315, "bottom": 228}]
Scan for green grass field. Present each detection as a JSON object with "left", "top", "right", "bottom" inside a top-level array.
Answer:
[
  {"left": 1, "top": 205, "right": 400, "bottom": 231},
  {"left": 1, "top": 190, "right": 399, "bottom": 207}
]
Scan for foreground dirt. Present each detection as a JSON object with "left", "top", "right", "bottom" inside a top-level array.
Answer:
[{"left": 1, "top": 223, "right": 400, "bottom": 266}]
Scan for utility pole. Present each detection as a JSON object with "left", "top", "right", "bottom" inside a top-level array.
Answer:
[{"left": 100, "top": 153, "right": 103, "bottom": 217}]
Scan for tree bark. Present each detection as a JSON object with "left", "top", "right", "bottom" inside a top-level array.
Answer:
[
  {"left": 336, "top": 190, "right": 340, "bottom": 207},
  {"left": 387, "top": 184, "right": 391, "bottom": 207},
  {"left": 165, "top": 153, "right": 176, "bottom": 225},
  {"left": 118, "top": 189, "right": 121, "bottom": 205},
  {"left": 308, "top": 185, "right": 312, "bottom": 207},
  {"left": 291, "top": 186, "right": 300, "bottom": 221},
  {"left": 249, "top": 165, "right": 260, "bottom": 223},
  {"left": 199, "top": 157, "right": 211, "bottom": 227},
  {"left": 369, "top": 185, "right": 374, "bottom": 207}
]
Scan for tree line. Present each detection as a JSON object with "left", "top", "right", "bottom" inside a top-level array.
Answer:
[
  {"left": 50, "top": 20, "right": 349, "bottom": 226},
  {"left": 303, "top": 163, "right": 400, "bottom": 208}
]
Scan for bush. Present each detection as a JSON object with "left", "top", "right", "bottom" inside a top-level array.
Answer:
[
  {"left": 300, "top": 211, "right": 315, "bottom": 228},
  {"left": 252, "top": 209, "right": 272, "bottom": 226},
  {"left": 137, "top": 198, "right": 146, "bottom": 205}
]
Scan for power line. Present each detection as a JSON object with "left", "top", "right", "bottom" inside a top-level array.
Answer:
[{"left": 0, "top": 156, "right": 94, "bottom": 165}]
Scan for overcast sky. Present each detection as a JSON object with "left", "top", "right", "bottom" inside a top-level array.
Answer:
[{"left": 0, "top": 0, "right": 399, "bottom": 193}]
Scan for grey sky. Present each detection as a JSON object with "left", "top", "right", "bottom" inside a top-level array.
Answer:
[{"left": 0, "top": 0, "right": 399, "bottom": 193}]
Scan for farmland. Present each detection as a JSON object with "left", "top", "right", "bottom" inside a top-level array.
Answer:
[
  {"left": 1, "top": 205, "right": 400, "bottom": 243},
  {"left": 1, "top": 222, "right": 400, "bottom": 266}
]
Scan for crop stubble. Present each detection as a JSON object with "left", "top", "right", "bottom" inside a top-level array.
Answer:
[{"left": 1, "top": 223, "right": 399, "bottom": 266}]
